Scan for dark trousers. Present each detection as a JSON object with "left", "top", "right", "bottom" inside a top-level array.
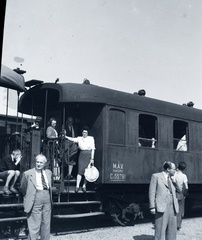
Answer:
[
  {"left": 27, "top": 190, "right": 51, "bottom": 240},
  {"left": 177, "top": 198, "right": 185, "bottom": 229},
  {"left": 155, "top": 194, "right": 177, "bottom": 240}
]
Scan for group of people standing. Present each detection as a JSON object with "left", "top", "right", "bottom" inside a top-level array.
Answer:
[
  {"left": 149, "top": 161, "right": 188, "bottom": 240},
  {"left": 0, "top": 116, "right": 96, "bottom": 240},
  {"left": 0, "top": 116, "right": 189, "bottom": 240},
  {"left": 46, "top": 116, "right": 96, "bottom": 193}
]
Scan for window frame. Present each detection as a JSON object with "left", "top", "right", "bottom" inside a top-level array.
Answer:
[{"left": 138, "top": 113, "right": 158, "bottom": 148}]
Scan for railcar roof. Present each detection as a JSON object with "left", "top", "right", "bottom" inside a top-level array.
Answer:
[{"left": 19, "top": 82, "right": 202, "bottom": 122}]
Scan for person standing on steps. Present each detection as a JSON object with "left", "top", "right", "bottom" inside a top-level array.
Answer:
[
  {"left": 65, "top": 126, "right": 95, "bottom": 193},
  {"left": 63, "top": 116, "right": 78, "bottom": 180}
]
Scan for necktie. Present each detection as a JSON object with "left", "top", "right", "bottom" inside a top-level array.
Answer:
[
  {"left": 69, "top": 126, "right": 75, "bottom": 137},
  {"left": 167, "top": 176, "right": 172, "bottom": 193},
  {"left": 41, "top": 171, "right": 48, "bottom": 190}
]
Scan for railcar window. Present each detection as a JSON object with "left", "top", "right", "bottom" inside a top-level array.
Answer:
[
  {"left": 173, "top": 120, "right": 188, "bottom": 151},
  {"left": 108, "top": 109, "right": 125, "bottom": 145},
  {"left": 138, "top": 114, "right": 157, "bottom": 148}
]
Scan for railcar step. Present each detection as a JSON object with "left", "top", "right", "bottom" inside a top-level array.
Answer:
[
  {"left": 53, "top": 212, "right": 105, "bottom": 219},
  {"left": 0, "top": 203, "right": 23, "bottom": 208},
  {"left": 53, "top": 200, "right": 101, "bottom": 206},
  {"left": 0, "top": 216, "right": 27, "bottom": 222},
  {"left": 55, "top": 189, "right": 96, "bottom": 194}
]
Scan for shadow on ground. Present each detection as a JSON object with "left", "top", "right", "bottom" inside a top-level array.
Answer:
[
  {"left": 133, "top": 235, "right": 154, "bottom": 240},
  {"left": 51, "top": 215, "right": 153, "bottom": 235}
]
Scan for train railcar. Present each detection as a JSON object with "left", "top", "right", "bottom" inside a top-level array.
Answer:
[
  {"left": 1, "top": 81, "right": 202, "bottom": 236},
  {"left": 19, "top": 82, "right": 202, "bottom": 212}
]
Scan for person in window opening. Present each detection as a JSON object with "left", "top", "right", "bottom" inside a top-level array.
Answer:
[
  {"left": 26, "top": 117, "right": 41, "bottom": 132},
  {"left": 176, "top": 135, "right": 187, "bottom": 151},
  {"left": 171, "top": 161, "right": 188, "bottom": 231},
  {"left": 0, "top": 149, "right": 22, "bottom": 195},
  {"left": 31, "top": 120, "right": 40, "bottom": 130},
  {"left": 63, "top": 117, "right": 78, "bottom": 180},
  {"left": 65, "top": 126, "right": 95, "bottom": 193}
]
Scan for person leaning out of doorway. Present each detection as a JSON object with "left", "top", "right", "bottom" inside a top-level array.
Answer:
[
  {"left": 63, "top": 116, "right": 78, "bottom": 180},
  {"left": 65, "top": 126, "right": 95, "bottom": 193}
]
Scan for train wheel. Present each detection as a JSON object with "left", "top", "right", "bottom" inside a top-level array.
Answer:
[{"left": 106, "top": 198, "right": 144, "bottom": 226}]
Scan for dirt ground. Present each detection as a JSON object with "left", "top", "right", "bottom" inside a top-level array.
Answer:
[{"left": 50, "top": 217, "right": 202, "bottom": 240}]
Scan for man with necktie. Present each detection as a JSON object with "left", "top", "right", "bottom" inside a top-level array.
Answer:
[
  {"left": 20, "top": 154, "right": 52, "bottom": 240},
  {"left": 64, "top": 117, "right": 78, "bottom": 179},
  {"left": 149, "top": 161, "right": 179, "bottom": 240}
]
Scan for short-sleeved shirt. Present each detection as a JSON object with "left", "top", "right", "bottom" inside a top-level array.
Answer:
[
  {"left": 174, "top": 170, "right": 188, "bottom": 191},
  {"left": 72, "top": 136, "right": 95, "bottom": 150}
]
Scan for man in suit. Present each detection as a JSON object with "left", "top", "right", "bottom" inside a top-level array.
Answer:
[
  {"left": 0, "top": 149, "right": 22, "bottom": 195},
  {"left": 149, "top": 161, "right": 179, "bottom": 240},
  {"left": 46, "top": 118, "right": 59, "bottom": 169},
  {"left": 64, "top": 116, "right": 78, "bottom": 179},
  {"left": 20, "top": 154, "right": 52, "bottom": 240}
]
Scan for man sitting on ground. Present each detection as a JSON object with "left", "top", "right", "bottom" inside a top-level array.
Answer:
[{"left": 0, "top": 149, "right": 22, "bottom": 195}]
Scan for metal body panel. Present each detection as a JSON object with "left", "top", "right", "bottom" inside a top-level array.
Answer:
[
  {"left": 18, "top": 83, "right": 202, "bottom": 186},
  {"left": 19, "top": 82, "right": 202, "bottom": 122}
]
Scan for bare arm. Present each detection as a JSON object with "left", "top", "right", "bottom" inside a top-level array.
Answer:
[
  {"left": 90, "top": 149, "right": 95, "bottom": 164},
  {"left": 65, "top": 136, "right": 75, "bottom": 142}
]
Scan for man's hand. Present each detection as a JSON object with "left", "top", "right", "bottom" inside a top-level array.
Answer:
[{"left": 15, "top": 155, "right": 22, "bottom": 165}]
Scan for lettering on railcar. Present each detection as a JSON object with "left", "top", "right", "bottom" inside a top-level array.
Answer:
[{"left": 110, "top": 162, "right": 126, "bottom": 181}]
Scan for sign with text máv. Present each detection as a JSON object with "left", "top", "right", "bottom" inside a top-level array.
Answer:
[{"left": 110, "top": 162, "right": 126, "bottom": 182}]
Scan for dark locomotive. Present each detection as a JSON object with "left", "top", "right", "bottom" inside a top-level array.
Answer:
[{"left": 1, "top": 80, "right": 202, "bottom": 237}]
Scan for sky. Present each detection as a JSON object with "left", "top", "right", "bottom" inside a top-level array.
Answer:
[{"left": 1, "top": 0, "right": 202, "bottom": 116}]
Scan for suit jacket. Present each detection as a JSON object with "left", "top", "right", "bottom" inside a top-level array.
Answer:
[
  {"left": 149, "top": 172, "right": 179, "bottom": 214},
  {"left": 65, "top": 125, "right": 78, "bottom": 138},
  {"left": 20, "top": 168, "right": 52, "bottom": 213}
]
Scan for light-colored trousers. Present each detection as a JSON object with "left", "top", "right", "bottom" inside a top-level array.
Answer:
[
  {"left": 155, "top": 194, "right": 177, "bottom": 240},
  {"left": 27, "top": 190, "right": 51, "bottom": 240}
]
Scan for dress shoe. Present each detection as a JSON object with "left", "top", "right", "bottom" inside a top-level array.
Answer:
[
  {"left": 10, "top": 186, "right": 18, "bottom": 194},
  {"left": 75, "top": 187, "right": 79, "bottom": 193},
  {"left": 82, "top": 186, "right": 86, "bottom": 193},
  {"left": 3, "top": 186, "right": 12, "bottom": 195}
]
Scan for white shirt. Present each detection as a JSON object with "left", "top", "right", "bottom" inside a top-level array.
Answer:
[
  {"left": 73, "top": 136, "right": 95, "bottom": 150},
  {"left": 174, "top": 170, "right": 188, "bottom": 191},
  {"left": 36, "top": 170, "right": 49, "bottom": 190},
  {"left": 176, "top": 135, "right": 187, "bottom": 151}
]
